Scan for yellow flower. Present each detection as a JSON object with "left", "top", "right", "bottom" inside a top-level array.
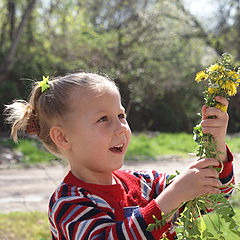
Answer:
[
  {"left": 208, "top": 87, "right": 217, "bottom": 94},
  {"left": 227, "top": 70, "right": 239, "bottom": 80},
  {"left": 195, "top": 71, "right": 208, "bottom": 83},
  {"left": 221, "top": 81, "right": 237, "bottom": 96},
  {"left": 215, "top": 103, "right": 228, "bottom": 112},
  {"left": 215, "top": 74, "right": 223, "bottom": 80},
  {"left": 208, "top": 64, "right": 224, "bottom": 73},
  {"left": 217, "top": 79, "right": 238, "bottom": 96},
  {"left": 227, "top": 83, "right": 237, "bottom": 96}
]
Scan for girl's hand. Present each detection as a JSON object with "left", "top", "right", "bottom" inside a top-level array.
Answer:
[
  {"left": 156, "top": 158, "right": 222, "bottom": 217},
  {"left": 201, "top": 96, "right": 229, "bottom": 162}
]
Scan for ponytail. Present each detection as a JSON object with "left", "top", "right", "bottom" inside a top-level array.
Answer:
[
  {"left": 4, "top": 100, "right": 33, "bottom": 142},
  {"left": 4, "top": 81, "right": 42, "bottom": 142}
]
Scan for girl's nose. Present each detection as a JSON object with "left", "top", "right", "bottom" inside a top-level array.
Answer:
[{"left": 115, "top": 120, "right": 128, "bottom": 136}]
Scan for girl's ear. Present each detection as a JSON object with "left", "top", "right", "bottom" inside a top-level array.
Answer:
[{"left": 49, "top": 126, "right": 71, "bottom": 151}]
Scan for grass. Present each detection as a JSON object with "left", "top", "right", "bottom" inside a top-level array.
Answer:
[
  {"left": 125, "top": 132, "right": 240, "bottom": 160},
  {"left": 226, "top": 135, "right": 240, "bottom": 153},
  {"left": 0, "top": 211, "right": 51, "bottom": 240},
  {"left": 1, "top": 138, "right": 57, "bottom": 164},
  {"left": 1, "top": 132, "right": 240, "bottom": 163},
  {"left": 14, "top": 140, "right": 56, "bottom": 164},
  {"left": 125, "top": 132, "right": 197, "bottom": 160}
]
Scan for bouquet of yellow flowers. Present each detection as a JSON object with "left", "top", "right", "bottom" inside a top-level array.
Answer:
[
  {"left": 195, "top": 53, "right": 238, "bottom": 106},
  {"left": 147, "top": 53, "right": 240, "bottom": 239},
  {"left": 194, "top": 53, "right": 239, "bottom": 163}
]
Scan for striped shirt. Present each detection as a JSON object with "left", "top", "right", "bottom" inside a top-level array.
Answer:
[{"left": 48, "top": 149, "right": 234, "bottom": 240}]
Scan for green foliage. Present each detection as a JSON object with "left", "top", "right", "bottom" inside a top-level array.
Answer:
[
  {"left": 0, "top": 211, "right": 51, "bottom": 240},
  {"left": 202, "top": 208, "right": 240, "bottom": 239},
  {"left": 175, "top": 193, "right": 240, "bottom": 239},
  {"left": 1, "top": 0, "right": 224, "bottom": 133},
  {"left": 2, "top": 1, "right": 240, "bottom": 133},
  {"left": 0, "top": 81, "right": 22, "bottom": 131},
  {"left": 147, "top": 190, "right": 240, "bottom": 239}
]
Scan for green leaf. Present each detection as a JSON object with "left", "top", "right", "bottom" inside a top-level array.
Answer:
[
  {"left": 176, "top": 170, "right": 181, "bottom": 175},
  {"left": 166, "top": 174, "right": 176, "bottom": 185},
  {"left": 146, "top": 224, "right": 155, "bottom": 232}
]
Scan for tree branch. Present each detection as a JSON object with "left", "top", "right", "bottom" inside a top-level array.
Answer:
[
  {"left": 175, "top": 0, "right": 225, "bottom": 56},
  {"left": 0, "top": 0, "right": 37, "bottom": 80}
]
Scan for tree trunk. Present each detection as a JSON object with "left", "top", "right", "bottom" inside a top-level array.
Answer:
[
  {"left": 8, "top": 0, "right": 16, "bottom": 41},
  {"left": 0, "top": 0, "right": 37, "bottom": 81},
  {"left": 236, "top": 7, "right": 240, "bottom": 61}
]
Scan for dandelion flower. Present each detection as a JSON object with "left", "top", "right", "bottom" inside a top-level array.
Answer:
[
  {"left": 214, "top": 74, "right": 223, "bottom": 82},
  {"left": 195, "top": 71, "right": 208, "bottom": 83},
  {"left": 208, "top": 87, "right": 217, "bottom": 94},
  {"left": 215, "top": 103, "right": 228, "bottom": 112},
  {"left": 208, "top": 64, "right": 224, "bottom": 73},
  {"left": 219, "top": 80, "right": 238, "bottom": 96},
  {"left": 227, "top": 70, "right": 240, "bottom": 80},
  {"left": 226, "top": 82, "right": 237, "bottom": 96}
]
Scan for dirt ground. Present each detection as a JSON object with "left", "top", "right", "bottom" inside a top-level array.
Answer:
[{"left": 0, "top": 146, "right": 239, "bottom": 213}]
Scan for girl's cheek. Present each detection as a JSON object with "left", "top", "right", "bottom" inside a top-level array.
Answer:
[
  {"left": 128, "top": 128, "right": 132, "bottom": 139},
  {"left": 127, "top": 129, "right": 132, "bottom": 146}
]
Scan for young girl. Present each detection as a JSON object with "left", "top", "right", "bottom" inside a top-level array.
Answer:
[{"left": 5, "top": 73, "right": 234, "bottom": 240}]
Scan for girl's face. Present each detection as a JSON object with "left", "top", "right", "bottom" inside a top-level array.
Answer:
[{"left": 64, "top": 85, "right": 131, "bottom": 183}]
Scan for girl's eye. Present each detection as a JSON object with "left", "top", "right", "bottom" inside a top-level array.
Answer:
[
  {"left": 118, "top": 113, "right": 126, "bottom": 119},
  {"left": 97, "top": 116, "right": 108, "bottom": 123}
]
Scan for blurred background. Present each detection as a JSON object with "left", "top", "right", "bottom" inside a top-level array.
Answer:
[
  {"left": 1, "top": 0, "right": 240, "bottom": 134},
  {"left": 1, "top": 1, "right": 240, "bottom": 239}
]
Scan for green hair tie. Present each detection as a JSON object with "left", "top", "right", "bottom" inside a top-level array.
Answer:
[{"left": 38, "top": 75, "right": 50, "bottom": 92}]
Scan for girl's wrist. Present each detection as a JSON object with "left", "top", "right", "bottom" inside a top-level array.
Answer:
[
  {"left": 156, "top": 184, "right": 183, "bottom": 220},
  {"left": 216, "top": 142, "right": 227, "bottom": 162}
]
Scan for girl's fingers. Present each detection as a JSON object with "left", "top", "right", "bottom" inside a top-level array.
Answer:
[
  {"left": 202, "top": 96, "right": 229, "bottom": 120},
  {"left": 201, "top": 118, "right": 226, "bottom": 128},
  {"left": 204, "top": 186, "right": 221, "bottom": 195},
  {"left": 204, "top": 107, "right": 226, "bottom": 119},
  {"left": 191, "top": 158, "right": 219, "bottom": 169},
  {"left": 203, "top": 178, "right": 222, "bottom": 188},
  {"left": 201, "top": 127, "right": 224, "bottom": 137},
  {"left": 202, "top": 168, "right": 219, "bottom": 178}
]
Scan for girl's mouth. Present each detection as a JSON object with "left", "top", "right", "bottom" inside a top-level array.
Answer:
[{"left": 109, "top": 143, "right": 124, "bottom": 153}]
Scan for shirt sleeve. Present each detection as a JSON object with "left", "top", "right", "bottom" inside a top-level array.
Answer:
[
  {"left": 218, "top": 145, "right": 235, "bottom": 196},
  {"left": 48, "top": 185, "right": 173, "bottom": 240}
]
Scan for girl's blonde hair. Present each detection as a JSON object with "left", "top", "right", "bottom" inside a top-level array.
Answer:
[{"left": 4, "top": 72, "right": 117, "bottom": 155}]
